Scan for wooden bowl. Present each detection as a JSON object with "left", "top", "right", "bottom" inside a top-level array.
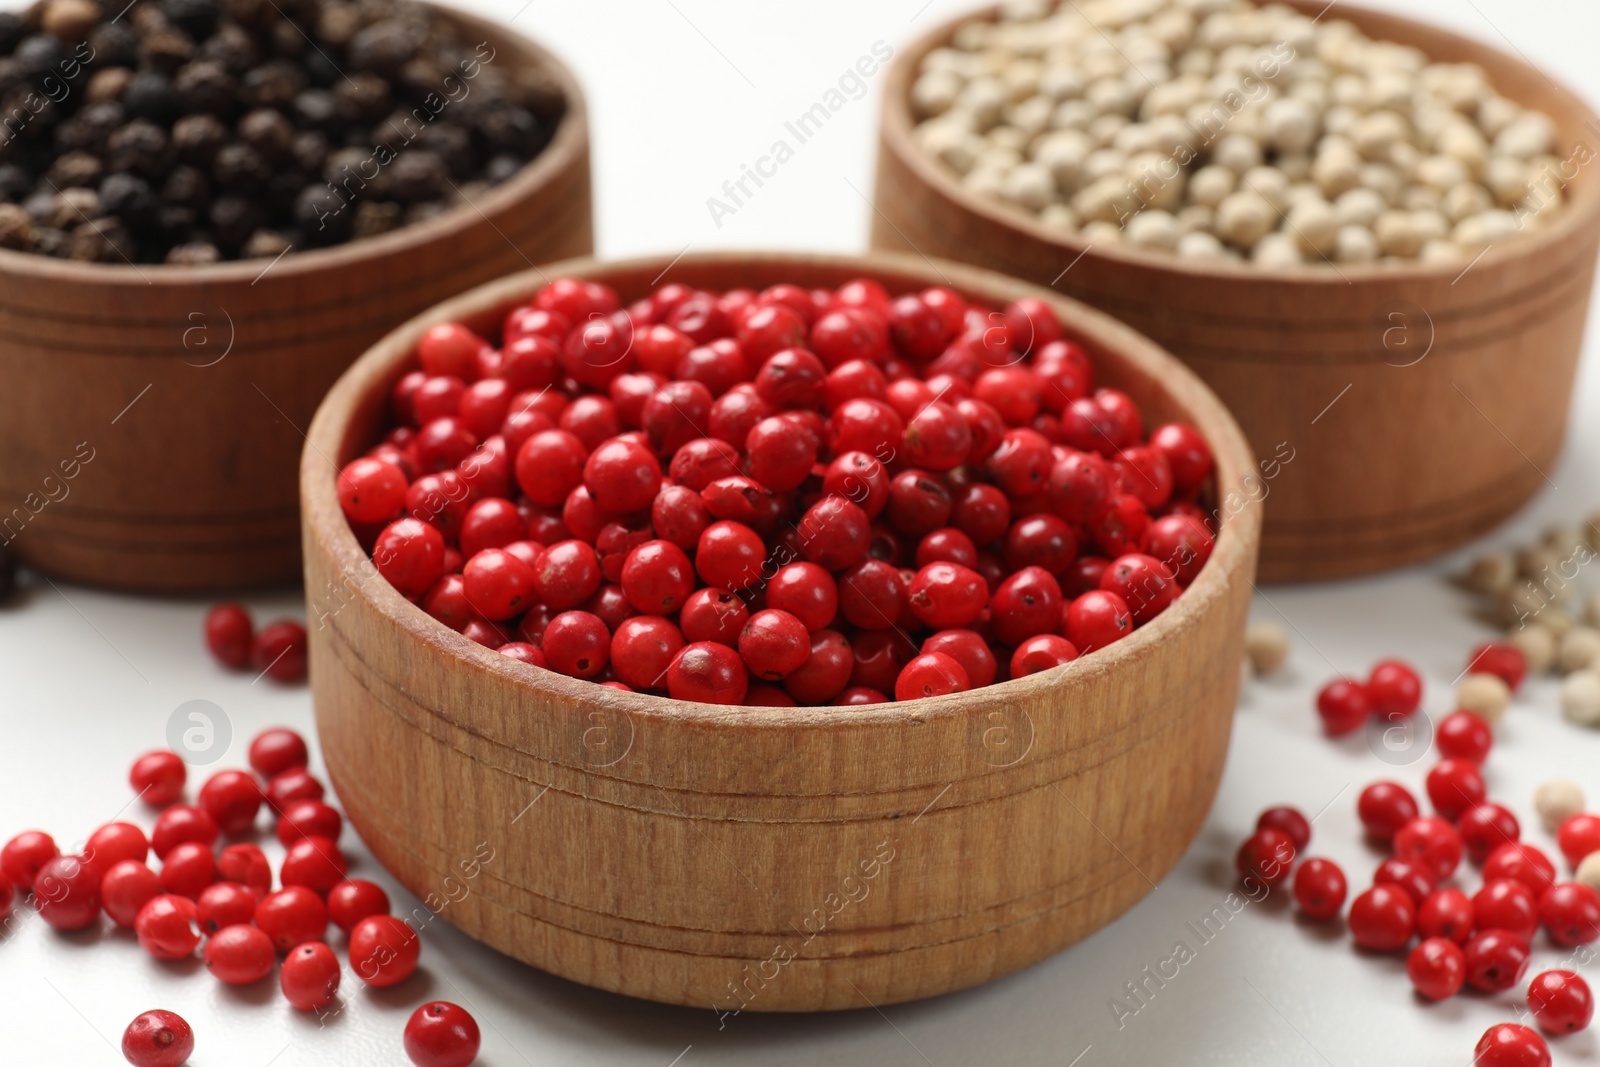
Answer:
[
  {"left": 302, "top": 251, "right": 1262, "bottom": 1011},
  {"left": 872, "top": 0, "right": 1600, "bottom": 583},
  {"left": 0, "top": 6, "right": 592, "bottom": 593}
]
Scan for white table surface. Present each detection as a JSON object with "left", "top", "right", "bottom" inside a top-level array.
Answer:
[{"left": 4, "top": 1, "right": 1600, "bottom": 1064}]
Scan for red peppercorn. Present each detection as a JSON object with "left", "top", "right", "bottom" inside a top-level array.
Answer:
[
  {"left": 1255, "top": 807, "right": 1311, "bottom": 851},
  {"left": 1348, "top": 884, "right": 1416, "bottom": 951},
  {"left": 405, "top": 1001, "right": 482, "bottom": 1067},
  {"left": 1235, "top": 828, "right": 1296, "bottom": 887},
  {"left": 1540, "top": 882, "right": 1600, "bottom": 946},
  {"left": 256, "top": 886, "right": 328, "bottom": 953},
  {"left": 739, "top": 609, "right": 812, "bottom": 680},
  {"left": 1425, "top": 758, "right": 1487, "bottom": 821},
  {"left": 895, "top": 652, "right": 970, "bottom": 701},
  {"left": 990, "top": 566, "right": 1064, "bottom": 646},
  {"left": 1366, "top": 659, "right": 1422, "bottom": 718},
  {"left": 1065, "top": 590, "right": 1132, "bottom": 653},
  {"left": 1557, "top": 813, "right": 1600, "bottom": 870},
  {"left": 1394, "top": 816, "right": 1463, "bottom": 881},
  {"left": 281, "top": 941, "right": 342, "bottom": 1011},
  {"left": 326, "top": 879, "right": 391, "bottom": 934},
  {"left": 265, "top": 768, "right": 326, "bottom": 814},
  {"left": 136, "top": 894, "right": 202, "bottom": 959},
  {"left": 349, "top": 914, "right": 421, "bottom": 987},
  {"left": 337, "top": 457, "right": 409, "bottom": 524},
  {"left": 198, "top": 769, "right": 264, "bottom": 837},
  {"left": 1458, "top": 803, "right": 1520, "bottom": 865},
  {"left": 121, "top": 1010, "right": 195, "bottom": 1067},
  {"left": 205, "top": 923, "right": 276, "bottom": 985},
  {"left": 668, "top": 641, "right": 749, "bottom": 704},
  {"left": 1527, "top": 970, "right": 1593, "bottom": 1034},
  {"left": 1474, "top": 1024, "right": 1551, "bottom": 1067},
  {"left": 1465, "top": 640, "right": 1527, "bottom": 692},
  {"left": 277, "top": 799, "right": 343, "bottom": 847},
  {"left": 838, "top": 560, "right": 909, "bottom": 631},
  {"left": 102, "top": 860, "right": 162, "bottom": 928},
  {"left": 1407, "top": 937, "right": 1466, "bottom": 1000},
  {"left": 1356, "top": 781, "right": 1419, "bottom": 843},
  {"left": 129, "top": 751, "right": 186, "bottom": 808},
  {"left": 1417, "top": 887, "right": 1474, "bottom": 944},
  {"left": 783, "top": 629, "right": 856, "bottom": 705},
  {"left": 159, "top": 842, "right": 217, "bottom": 900},
  {"left": 151, "top": 805, "right": 218, "bottom": 859},
  {"left": 921, "top": 629, "right": 997, "bottom": 689},
  {"left": 1464, "top": 928, "right": 1532, "bottom": 991},
  {"left": 799, "top": 496, "right": 872, "bottom": 571},
  {"left": 907, "top": 562, "right": 989, "bottom": 629},
  {"left": 1147, "top": 422, "right": 1214, "bottom": 492},
  {"left": 86, "top": 821, "right": 148, "bottom": 870},
  {"left": 1291, "top": 857, "right": 1346, "bottom": 920},
  {"left": 218, "top": 843, "right": 273, "bottom": 896},
  {"left": 281, "top": 836, "right": 347, "bottom": 895},
  {"left": 33, "top": 854, "right": 102, "bottom": 932},
  {"left": 249, "top": 728, "right": 309, "bottom": 779},
  {"left": 1485, "top": 842, "right": 1558, "bottom": 897},
  {"left": 196, "top": 881, "right": 258, "bottom": 934},
  {"left": 203, "top": 601, "right": 254, "bottom": 669},
  {"left": 1316, "top": 679, "right": 1371, "bottom": 736},
  {"left": 250, "top": 619, "right": 308, "bottom": 683},
  {"left": 1474, "top": 878, "right": 1541, "bottom": 941},
  {"left": 1436, "top": 710, "right": 1493, "bottom": 763},
  {"left": 374, "top": 518, "right": 447, "bottom": 598},
  {"left": 1374, "top": 857, "right": 1436, "bottom": 906}
]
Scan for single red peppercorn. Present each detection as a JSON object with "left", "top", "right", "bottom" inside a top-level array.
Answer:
[
  {"left": 33, "top": 854, "right": 102, "bottom": 932},
  {"left": 1065, "top": 590, "right": 1132, "bottom": 654},
  {"left": 404, "top": 1001, "right": 482, "bottom": 1067},
  {"left": 1557, "top": 813, "right": 1600, "bottom": 870},
  {"left": 1366, "top": 658, "right": 1423, "bottom": 718},
  {"left": 326, "top": 879, "right": 391, "bottom": 934},
  {"left": 349, "top": 914, "right": 421, "bottom": 988},
  {"left": 85, "top": 821, "right": 148, "bottom": 871},
  {"left": 256, "top": 886, "right": 328, "bottom": 953},
  {"left": 1356, "top": 781, "right": 1419, "bottom": 843},
  {"left": 1348, "top": 884, "right": 1416, "bottom": 952},
  {"left": 1458, "top": 803, "right": 1521, "bottom": 865},
  {"left": 248, "top": 728, "right": 308, "bottom": 779},
  {"left": 1435, "top": 710, "right": 1493, "bottom": 763},
  {"left": 1407, "top": 937, "right": 1466, "bottom": 1000},
  {"left": 159, "top": 842, "right": 217, "bottom": 900},
  {"left": 1425, "top": 758, "right": 1486, "bottom": 821},
  {"left": 265, "top": 768, "right": 326, "bottom": 814},
  {"left": 218, "top": 843, "right": 273, "bottom": 896},
  {"left": 102, "top": 860, "right": 162, "bottom": 929},
  {"left": 1394, "top": 816, "right": 1463, "bottom": 881},
  {"left": 121, "top": 1009, "right": 195, "bottom": 1067},
  {"left": 1010, "top": 634, "right": 1079, "bottom": 677},
  {"left": 196, "top": 881, "right": 258, "bottom": 934},
  {"left": 1255, "top": 807, "right": 1311, "bottom": 851},
  {"left": 1374, "top": 857, "right": 1437, "bottom": 907},
  {"left": 1291, "top": 857, "right": 1346, "bottom": 920},
  {"left": 281, "top": 941, "right": 342, "bottom": 1011},
  {"left": 1485, "top": 842, "right": 1558, "bottom": 897},
  {"left": 135, "top": 894, "right": 202, "bottom": 960},
  {"left": 1417, "top": 887, "right": 1474, "bottom": 945},
  {"left": 1540, "top": 882, "right": 1600, "bottom": 946},
  {"left": 895, "top": 652, "right": 970, "bottom": 701},
  {"left": 1474, "top": 1024, "right": 1551, "bottom": 1067},
  {"left": 667, "top": 641, "right": 750, "bottom": 704},
  {"left": 1316, "top": 679, "right": 1371, "bottom": 736},
  {"left": 1236, "top": 828, "right": 1296, "bottom": 888},
  {"left": 205, "top": 923, "right": 276, "bottom": 985},
  {"left": 129, "top": 751, "right": 186, "bottom": 808},
  {"left": 1474, "top": 879, "right": 1541, "bottom": 942},
  {"left": 280, "top": 836, "right": 347, "bottom": 895},
  {"left": 1464, "top": 928, "right": 1532, "bottom": 992},
  {"left": 198, "top": 769, "right": 264, "bottom": 837},
  {"left": 1465, "top": 640, "right": 1527, "bottom": 692},
  {"left": 203, "top": 602, "right": 254, "bottom": 669},
  {"left": 1527, "top": 970, "right": 1593, "bottom": 1034}
]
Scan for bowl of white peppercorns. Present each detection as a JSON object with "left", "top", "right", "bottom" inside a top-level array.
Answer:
[
  {"left": 873, "top": 0, "right": 1600, "bottom": 583},
  {"left": 0, "top": 0, "right": 593, "bottom": 592}
]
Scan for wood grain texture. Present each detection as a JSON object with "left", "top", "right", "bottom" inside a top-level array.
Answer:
[
  {"left": 0, "top": 6, "right": 593, "bottom": 593},
  {"left": 871, "top": 0, "right": 1600, "bottom": 583},
  {"left": 302, "top": 251, "right": 1263, "bottom": 1011}
]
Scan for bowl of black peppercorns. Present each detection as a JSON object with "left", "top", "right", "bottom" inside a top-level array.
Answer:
[{"left": 0, "top": 0, "right": 591, "bottom": 593}]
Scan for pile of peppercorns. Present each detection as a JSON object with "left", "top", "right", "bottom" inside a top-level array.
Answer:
[
  {"left": 338, "top": 276, "right": 1220, "bottom": 705},
  {"left": 0, "top": 726, "right": 483, "bottom": 1067},
  {"left": 1236, "top": 653, "right": 1600, "bottom": 1067},
  {"left": 0, "top": 0, "right": 562, "bottom": 264}
]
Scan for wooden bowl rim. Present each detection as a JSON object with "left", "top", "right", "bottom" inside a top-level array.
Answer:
[
  {"left": 879, "top": 0, "right": 1600, "bottom": 285},
  {"left": 0, "top": 3, "right": 588, "bottom": 287},
  {"left": 304, "top": 250, "right": 1262, "bottom": 729}
]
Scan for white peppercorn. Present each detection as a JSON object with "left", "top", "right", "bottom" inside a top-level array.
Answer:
[
  {"left": 1459, "top": 672, "right": 1512, "bottom": 725},
  {"left": 1509, "top": 623, "right": 1557, "bottom": 674},
  {"left": 1534, "top": 780, "right": 1586, "bottom": 834},
  {"left": 1560, "top": 670, "right": 1600, "bottom": 727},
  {"left": 1333, "top": 224, "right": 1379, "bottom": 263},
  {"left": 1559, "top": 626, "right": 1600, "bottom": 674},
  {"left": 1578, "top": 853, "right": 1600, "bottom": 894},
  {"left": 1244, "top": 621, "right": 1290, "bottom": 676},
  {"left": 1178, "top": 230, "right": 1227, "bottom": 258}
]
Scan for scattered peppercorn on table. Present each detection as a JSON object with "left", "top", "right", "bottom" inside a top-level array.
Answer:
[{"left": 2, "top": 0, "right": 1600, "bottom": 1065}]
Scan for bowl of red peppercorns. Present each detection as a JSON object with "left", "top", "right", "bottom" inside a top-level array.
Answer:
[
  {"left": 300, "top": 250, "right": 1261, "bottom": 1011},
  {"left": 873, "top": 0, "right": 1600, "bottom": 582},
  {"left": 0, "top": 0, "right": 592, "bottom": 592}
]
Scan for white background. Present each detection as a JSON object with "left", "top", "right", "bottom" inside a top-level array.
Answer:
[{"left": 3, "top": 1, "right": 1600, "bottom": 1065}]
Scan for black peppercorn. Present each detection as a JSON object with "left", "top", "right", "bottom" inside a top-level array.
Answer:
[
  {"left": 207, "top": 192, "right": 261, "bottom": 248},
  {"left": 50, "top": 185, "right": 99, "bottom": 228},
  {"left": 86, "top": 67, "right": 135, "bottom": 104},
  {"left": 387, "top": 148, "right": 444, "bottom": 203},
  {"left": 240, "top": 59, "right": 303, "bottom": 109},
  {"left": 89, "top": 20, "right": 140, "bottom": 68},
  {"left": 351, "top": 197, "right": 397, "bottom": 238},
  {"left": 157, "top": 202, "right": 197, "bottom": 240},
  {"left": 166, "top": 238, "right": 219, "bottom": 263},
  {"left": 0, "top": 202, "right": 35, "bottom": 249},
  {"left": 138, "top": 27, "right": 197, "bottom": 74},
  {"left": 173, "top": 58, "right": 238, "bottom": 115},
  {"left": 347, "top": 20, "right": 417, "bottom": 76},
  {"left": 161, "top": 163, "right": 209, "bottom": 208},
  {"left": 241, "top": 226, "right": 289, "bottom": 257},
  {"left": 293, "top": 183, "right": 348, "bottom": 243},
  {"left": 315, "top": 4, "right": 360, "bottom": 48},
  {"left": 211, "top": 140, "right": 266, "bottom": 192},
  {"left": 199, "top": 23, "right": 256, "bottom": 73},
  {"left": 268, "top": 18, "right": 305, "bottom": 59},
  {"left": 122, "top": 69, "right": 181, "bottom": 123},
  {"left": 0, "top": 13, "right": 25, "bottom": 57},
  {"left": 13, "top": 34, "right": 67, "bottom": 78},
  {"left": 98, "top": 171, "right": 156, "bottom": 226},
  {"left": 106, "top": 118, "right": 171, "bottom": 177},
  {"left": 333, "top": 70, "right": 388, "bottom": 124},
  {"left": 476, "top": 105, "right": 540, "bottom": 156},
  {"left": 46, "top": 149, "right": 103, "bottom": 188},
  {"left": 161, "top": 0, "right": 221, "bottom": 40},
  {"left": 291, "top": 87, "right": 338, "bottom": 131},
  {"left": 0, "top": 162, "right": 29, "bottom": 200},
  {"left": 41, "top": 0, "right": 102, "bottom": 43},
  {"left": 289, "top": 128, "right": 326, "bottom": 173},
  {"left": 53, "top": 100, "right": 124, "bottom": 154},
  {"left": 415, "top": 122, "right": 473, "bottom": 177},
  {"left": 21, "top": 189, "right": 57, "bottom": 226},
  {"left": 237, "top": 106, "right": 291, "bottom": 161},
  {"left": 70, "top": 215, "right": 135, "bottom": 262},
  {"left": 483, "top": 153, "right": 521, "bottom": 185},
  {"left": 170, "top": 111, "right": 226, "bottom": 165}
]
